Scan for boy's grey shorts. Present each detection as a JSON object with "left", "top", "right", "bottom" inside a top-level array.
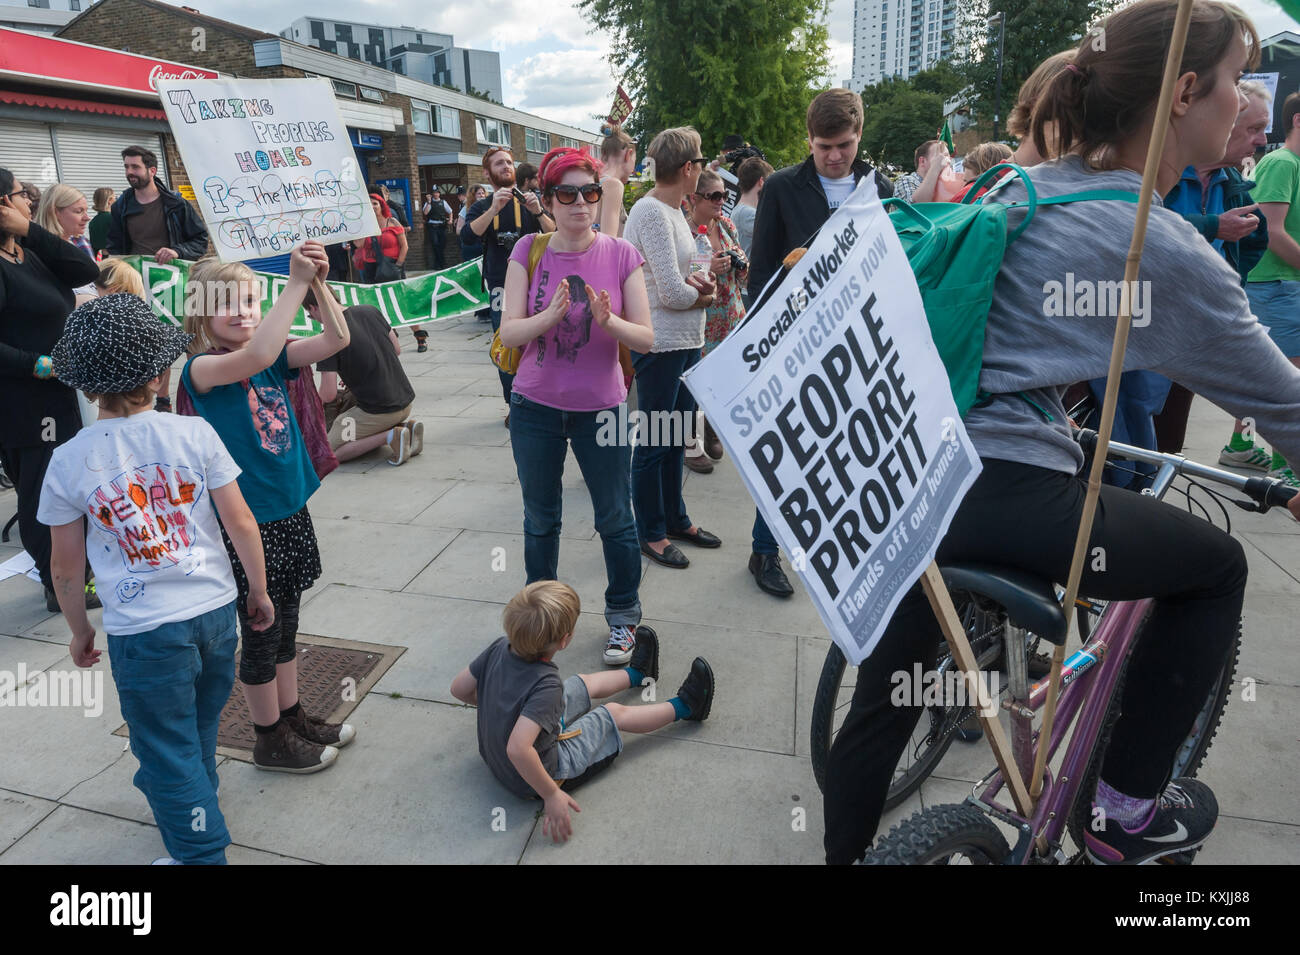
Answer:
[{"left": 554, "top": 675, "right": 623, "bottom": 785}]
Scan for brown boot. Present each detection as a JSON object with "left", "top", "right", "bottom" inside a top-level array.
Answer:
[
  {"left": 282, "top": 705, "right": 356, "bottom": 747},
  {"left": 703, "top": 416, "right": 724, "bottom": 461},
  {"left": 252, "top": 720, "right": 340, "bottom": 773}
]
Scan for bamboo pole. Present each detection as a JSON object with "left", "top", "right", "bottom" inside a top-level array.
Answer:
[
  {"left": 1029, "top": 0, "right": 1198, "bottom": 809},
  {"left": 311, "top": 276, "right": 348, "bottom": 341}
]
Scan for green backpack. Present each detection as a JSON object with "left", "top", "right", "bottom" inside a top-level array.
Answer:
[{"left": 885, "top": 162, "right": 1139, "bottom": 416}]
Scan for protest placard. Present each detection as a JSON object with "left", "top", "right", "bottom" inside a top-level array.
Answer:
[
  {"left": 155, "top": 77, "right": 378, "bottom": 261},
  {"left": 123, "top": 255, "right": 487, "bottom": 335},
  {"left": 719, "top": 167, "right": 740, "bottom": 219},
  {"left": 1242, "top": 72, "right": 1279, "bottom": 133},
  {"left": 683, "top": 179, "right": 982, "bottom": 665}
]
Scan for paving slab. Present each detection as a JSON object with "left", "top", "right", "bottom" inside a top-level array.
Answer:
[
  {"left": 0, "top": 788, "right": 58, "bottom": 855},
  {"left": 309, "top": 518, "right": 460, "bottom": 592},
  {"left": 0, "top": 637, "right": 124, "bottom": 801},
  {"left": 402, "top": 529, "right": 633, "bottom": 621},
  {"left": 1195, "top": 679, "right": 1300, "bottom": 827},
  {"left": 308, "top": 470, "right": 457, "bottom": 525},
  {"left": 1239, "top": 594, "right": 1300, "bottom": 688},
  {"left": 210, "top": 694, "right": 535, "bottom": 864},
  {"left": 413, "top": 480, "right": 597, "bottom": 541}
]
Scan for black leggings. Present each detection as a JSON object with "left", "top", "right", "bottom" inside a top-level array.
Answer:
[
  {"left": 822, "top": 459, "right": 1246, "bottom": 864},
  {"left": 236, "top": 590, "right": 301, "bottom": 686}
]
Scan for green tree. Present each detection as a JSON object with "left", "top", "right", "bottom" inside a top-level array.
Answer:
[
  {"left": 578, "top": 0, "right": 831, "bottom": 169},
  {"left": 861, "top": 87, "right": 945, "bottom": 171},
  {"left": 954, "top": 0, "right": 1124, "bottom": 141}
]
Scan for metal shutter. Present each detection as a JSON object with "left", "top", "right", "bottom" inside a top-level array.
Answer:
[
  {"left": 0, "top": 120, "right": 58, "bottom": 189},
  {"left": 52, "top": 126, "right": 163, "bottom": 204}
]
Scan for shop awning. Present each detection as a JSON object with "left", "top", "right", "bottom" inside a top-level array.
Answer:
[{"left": 0, "top": 90, "right": 166, "bottom": 122}]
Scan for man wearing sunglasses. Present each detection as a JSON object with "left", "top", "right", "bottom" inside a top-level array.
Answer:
[
  {"left": 462, "top": 146, "right": 556, "bottom": 414},
  {"left": 746, "top": 88, "right": 893, "bottom": 310}
]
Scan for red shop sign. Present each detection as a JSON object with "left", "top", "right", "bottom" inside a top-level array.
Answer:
[{"left": 0, "top": 27, "right": 218, "bottom": 97}]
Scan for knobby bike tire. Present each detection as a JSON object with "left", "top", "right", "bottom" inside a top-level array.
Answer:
[
  {"left": 809, "top": 595, "right": 1003, "bottom": 807},
  {"left": 1066, "top": 616, "right": 1242, "bottom": 858},
  {"left": 862, "top": 803, "right": 1010, "bottom": 865}
]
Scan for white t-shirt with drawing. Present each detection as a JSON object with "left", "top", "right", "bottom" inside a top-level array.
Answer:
[{"left": 38, "top": 411, "right": 241, "bottom": 636}]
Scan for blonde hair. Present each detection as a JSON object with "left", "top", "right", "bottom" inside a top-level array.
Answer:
[
  {"left": 184, "top": 256, "right": 262, "bottom": 355},
  {"left": 1238, "top": 78, "right": 1271, "bottom": 105},
  {"left": 503, "top": 581, "right": 581, "bottom": 661},
  {"left": 646, "top": 127, "right": 702, "bottom": 185},
  {"left": 95, "top": 258, "right": 145, "bottom": 298},
  {"left": 962, "top": 142, "right": 1013, "bottom": 178},
  {"left": 1008, "top": 50, "right": 1076, "bottom": 141},
  {"left": 35, "top": 184, "right": 87, "bottom": 239},
  {"left": 93, "top": 187, "right": 115, "bottom": 212}
]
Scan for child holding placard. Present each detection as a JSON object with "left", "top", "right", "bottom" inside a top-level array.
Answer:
[{"left": 180, "top": 241, "right": 355, "bottom": 773}]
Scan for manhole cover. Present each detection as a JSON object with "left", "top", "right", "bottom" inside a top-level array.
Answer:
[{"left": 114, "top": 633, "right": 405, "bottom": 761}]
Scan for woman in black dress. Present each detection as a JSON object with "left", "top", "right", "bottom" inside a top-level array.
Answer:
[{"left": 0, "top": 167, "right": 101, "bottom": 612}]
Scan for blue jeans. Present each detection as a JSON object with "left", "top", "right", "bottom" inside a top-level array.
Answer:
[
  {"left": 107, "top": 601, "right": 237, "bottom": 865},
  {"left": 489, "top": 286, "right": 514, "bottom": 404},
  {"left": 753, "top": 511, "right": 779, "bottom": 556},
  {"left": 509, "top": 393, "right": 642, "bottom": 629},
  {"left": 630, "top": 348, "right": 698, "bottom": 542},
  {"left": 1246, "top": 280, "right": 1300, "bottom": 357}
]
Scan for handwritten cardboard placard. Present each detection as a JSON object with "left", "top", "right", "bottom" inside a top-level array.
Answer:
[{"left": 155, "top": 77, "right": 379, "bottom": 261}]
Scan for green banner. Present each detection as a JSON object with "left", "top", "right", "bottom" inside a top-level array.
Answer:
[{"left": 122, "top": 255, "right": 488, "bottom": 336}]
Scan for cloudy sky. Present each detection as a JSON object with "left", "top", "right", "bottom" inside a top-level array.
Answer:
[{"left": 163, "top": 0, "right": 1294, "bottom": 133}]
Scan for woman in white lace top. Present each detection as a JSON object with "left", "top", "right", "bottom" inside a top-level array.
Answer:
[{"left": 622, "top": 127, "right": 723, "bottom": 570}]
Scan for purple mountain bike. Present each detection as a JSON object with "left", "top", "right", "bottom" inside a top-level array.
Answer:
[{"left": 862, "top": 430, "right": 1297, "bottom": 865}]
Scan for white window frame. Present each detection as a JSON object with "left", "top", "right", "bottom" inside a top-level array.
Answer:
[
  {"left": 332, "top": 79, "right": 358, "bottom": 99},
  {"left": 433, "top": 105, "right": 461, "bottom": 139},
  {"left": 360, "top": 87, "right": 384, "bottom": 103},
  {"left": 476, "top": 116, "right": 510, "bottom": 147},
  {"left": 410, "top": 99, "right": 432, "bottom": 134}
]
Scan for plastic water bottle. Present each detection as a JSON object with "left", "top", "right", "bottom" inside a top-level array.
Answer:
[{"left": 690, "top": 225, "right": 712, "bottom": 274}]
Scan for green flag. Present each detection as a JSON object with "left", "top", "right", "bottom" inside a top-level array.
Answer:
[{"left": 939, "top": 119, "right": 954, "bottom": 153}]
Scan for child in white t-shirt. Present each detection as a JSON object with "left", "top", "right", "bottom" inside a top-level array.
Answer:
[{"left": 38, "top": 293, "right": 273, "bottom": 865}]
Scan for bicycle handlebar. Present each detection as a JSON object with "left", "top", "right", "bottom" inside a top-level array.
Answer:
[{"left": 1075, "top": 428, "right": 1297, "bottom": 513}]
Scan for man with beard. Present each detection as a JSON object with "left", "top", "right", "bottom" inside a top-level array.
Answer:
[
  {"left": 106, "top": 145, "right": 209, "bottom": 411},
  {"left": 461, "top": 146, "right": 554, "bottom": 412}
]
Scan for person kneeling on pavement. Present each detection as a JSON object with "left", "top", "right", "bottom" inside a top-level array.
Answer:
[
  {"left": 305, "top": 285, "right": 423, "bottom": 466},
  {"left": 451, "top": 581, "right": 715, "bottom": 843}
]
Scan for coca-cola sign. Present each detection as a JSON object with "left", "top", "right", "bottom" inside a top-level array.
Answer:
[
  {"left": 0, "top": 27, "right": 218, "bottom": 96},
  {"left": 147, "top": 65, "right": 211, "bottom": 90}
]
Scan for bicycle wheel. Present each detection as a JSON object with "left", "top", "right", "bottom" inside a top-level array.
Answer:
[
  {"left": 1066, "top": 617, "right": 1241, "bottom": 856},
  {"left": 862, "top": 803, "right": 1010, "bottom": 865},
  {"left": 809, "top": 593, "right": 1004, "bottom": 808}
]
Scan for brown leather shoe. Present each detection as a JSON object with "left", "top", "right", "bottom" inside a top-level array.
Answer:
[
  {"left": 703, "top": 416, "right": 724, "bottom": 461},
  {"left": 684, "top": 452, "right": 713, "bottom": 474},
  {"left": 252, "top": 720, "right": 339, "bottom": 774}
]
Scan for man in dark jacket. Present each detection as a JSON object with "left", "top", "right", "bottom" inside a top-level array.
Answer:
[
  {"left": 746, "top": 88, "right": 893, "bottom": 310},
  {"left": 739, "top": 89, "right": 893, "bottom": 602},
  {"left": 106, "top": 145, "right": 209, "bottom": 264}
]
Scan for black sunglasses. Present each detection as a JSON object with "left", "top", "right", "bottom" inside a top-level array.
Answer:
[
  {"left": 689, "top": 157, "right": 709, "bottom": 166},
  {"left": 547, "top": 183, "right": 603, "bottom": 205},
  {"left": 695, "top": 191, "right": 726, "bottom": 202}
]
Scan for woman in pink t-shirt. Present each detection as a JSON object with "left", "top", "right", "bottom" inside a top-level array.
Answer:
[{"left": 500, "top": 147, "right": 656, "bottom": 667}]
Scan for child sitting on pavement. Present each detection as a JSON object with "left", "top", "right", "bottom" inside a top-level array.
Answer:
[{"left": 451, "top": 580, "right": 715, "bottom": 842}]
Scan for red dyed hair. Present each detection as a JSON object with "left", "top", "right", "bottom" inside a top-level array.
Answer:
[
  {"left": 369, "top": 192, "right": 393, "bottom": 221},
  {"left": 538, "top": 147, "right": 603, "bottom": 192}
]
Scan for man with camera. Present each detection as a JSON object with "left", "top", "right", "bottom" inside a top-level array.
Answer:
[{"left": 462, "top": 146, "right": 556, "bottom": 412}]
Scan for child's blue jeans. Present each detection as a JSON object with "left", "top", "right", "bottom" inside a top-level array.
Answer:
[{"left": 107, "top": 601, "right": 237, "bottom": 865}]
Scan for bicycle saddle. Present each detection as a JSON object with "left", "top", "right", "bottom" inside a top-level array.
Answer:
[{"left": 940, "top": 563, "right": 1068, "bottom": 645}]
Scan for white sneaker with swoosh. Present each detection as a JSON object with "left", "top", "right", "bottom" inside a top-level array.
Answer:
[{"left": 1084, "top": 779, "right": 1217, "bottom": 865}]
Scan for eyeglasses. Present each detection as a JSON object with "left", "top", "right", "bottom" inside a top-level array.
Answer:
[
  {"left": 688, "top": 158, "right": 708, "bottom": 167},
  {"left": 4, "top": 190, "right": 25, "bottom": 200},
  {"left": 695, "top": 191, "right": 726, "bottom": 202},
  {"left": 548, "top": 183, "right": 603, "bottom": 205}
]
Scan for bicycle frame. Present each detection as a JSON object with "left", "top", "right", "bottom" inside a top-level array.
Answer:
[{"left": 963, "top": 439, "right": 1275, "bottom": 864}]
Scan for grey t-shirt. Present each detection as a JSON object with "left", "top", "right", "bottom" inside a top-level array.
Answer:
[
  {"left": 469, "top": 637, "right": 564, "bottom": 798},
  {"left": 967, "top": 155, "right": 1300, "bottom": 474},
  {"left": 731, "top": 203, "right": 757, "bottom": 256}
]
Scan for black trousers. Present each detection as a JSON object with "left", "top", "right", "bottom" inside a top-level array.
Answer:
[
  {"left": 0, "top": 441, "right": 60, "bottom": 589},
  {"left": 425, "top": 225, "right": 446, "bottom": 270},
  {"left": 822, "top": 459, "right": 1246, "bottom": 864}
]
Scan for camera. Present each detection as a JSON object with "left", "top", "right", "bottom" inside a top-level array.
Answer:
[
  {"left": 511, "top": 186, "right": 530, "bottom": 203},
  {"left": 496, "top": 231, "right": 521, "bottom": 252},
  {"left": 724, "top": 249, "right": 748, "bottom": 272}
]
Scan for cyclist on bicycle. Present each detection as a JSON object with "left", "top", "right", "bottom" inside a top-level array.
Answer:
[{"left": 824, "top": 0, "right": 1300, "bottom": 865}]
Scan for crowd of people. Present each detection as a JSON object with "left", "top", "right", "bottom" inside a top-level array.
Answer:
[{"left": 2, "top": 0, "right": 1299, "bottom": 866}]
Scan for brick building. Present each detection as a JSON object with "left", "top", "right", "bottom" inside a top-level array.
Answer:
[{"left": 54, "top": 0, "right": 599, "bottom": 267}]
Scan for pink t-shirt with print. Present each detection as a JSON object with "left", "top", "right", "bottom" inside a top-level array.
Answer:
[{"left": 508, "top": 231, "right": 644, "bottom": 412}]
